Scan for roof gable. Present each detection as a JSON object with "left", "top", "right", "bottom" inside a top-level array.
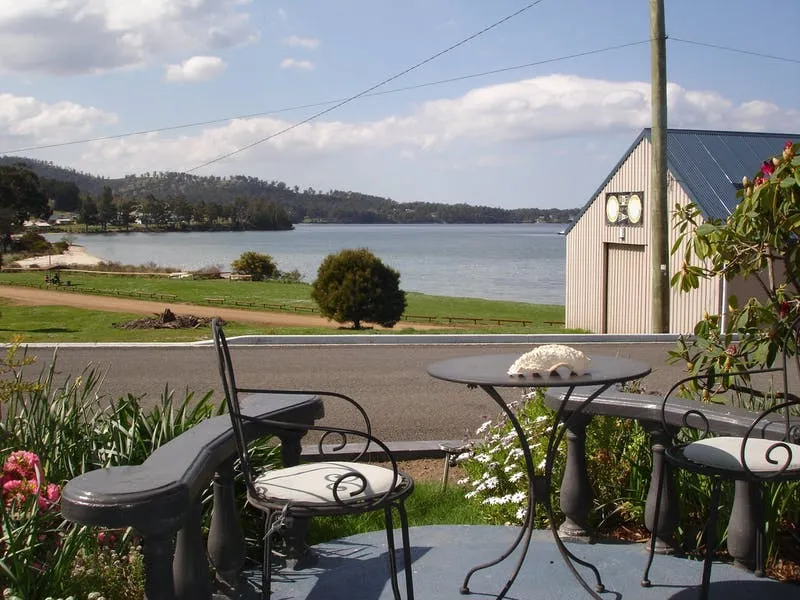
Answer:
[{"left": 565, "top": 128, "right": 798, "bottom": 234}]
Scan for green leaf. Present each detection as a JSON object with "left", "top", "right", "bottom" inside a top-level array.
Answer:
[{"left": 779, "top": 176, "right": 796, "bottom": 188}]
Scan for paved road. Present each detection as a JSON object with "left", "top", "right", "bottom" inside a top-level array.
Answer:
[{"left": 21, "top": 341, "right": 685, "bottom": 442}]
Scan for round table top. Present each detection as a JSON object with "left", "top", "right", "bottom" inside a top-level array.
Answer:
[{"left": 427, "top": 353, "right": 651, "bottom": 388}]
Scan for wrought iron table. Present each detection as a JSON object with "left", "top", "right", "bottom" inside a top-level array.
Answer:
[{"left": 427, "top": 352, "right": 651, "bottom": 599}]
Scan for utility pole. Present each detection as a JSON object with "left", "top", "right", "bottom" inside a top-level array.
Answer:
[{"left": 650, "top": 0, "right": 669, "bottom": 333}]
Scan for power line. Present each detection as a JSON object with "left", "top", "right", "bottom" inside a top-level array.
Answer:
[
  {"left": 1, "top": 38, "right": 649, "bottom": 156},
  {"left": 670, "top": 36, "right": 799, "bottom": 65},
  {"left": 184, "top": 0, "right": 548, "bottom": 173},
  {"left": 2, "top": 37, "right": 796, "bottom": 158}
]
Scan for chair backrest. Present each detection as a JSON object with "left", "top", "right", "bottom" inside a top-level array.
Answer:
[
  {"left": 661, "top": 314, "right": 800, "bottom": 477},
  {"left": 211, "top": 318, "right": 259, "bottom": 497}
]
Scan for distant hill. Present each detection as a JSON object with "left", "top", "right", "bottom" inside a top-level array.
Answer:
[{"left": 0, "top": 156, "right": 579, "bottom": 224}]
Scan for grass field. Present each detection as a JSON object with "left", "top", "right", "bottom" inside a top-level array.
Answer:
[{"left": 0, "top": 270, "right": 572, "bottom": 342}]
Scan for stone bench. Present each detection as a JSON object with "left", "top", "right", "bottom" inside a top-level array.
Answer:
[{"left": 62, "top": 393, "right": 324, "bottom": 600}]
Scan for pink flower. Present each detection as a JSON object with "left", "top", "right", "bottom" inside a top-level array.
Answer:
[
  {"left": 761, "top": 160, "right": 775, "bottom": 176},
  {"left": 37, "top": 483, "right": 60, "bottom": 511},
  {"left": 3, "top": 478, "right": 37, "bottom": 506},
  {"left": 3, "top": 451, "right": 42, "bottom": 484},
  {"left": 786, "top": 140, "right": 793, "bottom": 151},
  {"left": 97, "top": 530, "right": 118, "bottom": 546}
]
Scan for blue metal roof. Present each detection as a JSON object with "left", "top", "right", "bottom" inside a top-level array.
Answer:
[
  {"left": 664, "top": 129, "right": 796, "bottom": 220},
  {"left": 565, "top": 128, "right": 798, "bottom": 233}
]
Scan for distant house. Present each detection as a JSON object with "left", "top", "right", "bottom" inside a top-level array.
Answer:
[
  {"left": 564, "top": 128, "right": 798, "bottom": 334},
  {"left": 23, "top": 219, "right": 51, "bottom": 229}
]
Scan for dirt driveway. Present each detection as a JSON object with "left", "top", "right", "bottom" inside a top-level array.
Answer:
[{"left": 0, "top": 285, "right": 444, "bottom": 330}]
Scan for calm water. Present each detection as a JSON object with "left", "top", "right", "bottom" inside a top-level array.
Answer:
[{"left": 48, "top": 223, "right": 566, "bottom": 305}]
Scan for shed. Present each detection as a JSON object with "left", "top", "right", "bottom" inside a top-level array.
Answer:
[{"left": 564, "top": 128, "right": 797, "bottom": 334}]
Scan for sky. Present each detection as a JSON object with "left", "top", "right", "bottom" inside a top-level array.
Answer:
[{"left": 0, "top": 0, "right": 798, "bottom": 211}]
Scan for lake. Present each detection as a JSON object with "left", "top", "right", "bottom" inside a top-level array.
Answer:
[{"left": 48, "top": 223, "right": 566, "bottom": 305}]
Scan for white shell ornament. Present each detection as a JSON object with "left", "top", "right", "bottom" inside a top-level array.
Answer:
[{"left": 507, "top": 345, "right": 591, "bottom": 377}]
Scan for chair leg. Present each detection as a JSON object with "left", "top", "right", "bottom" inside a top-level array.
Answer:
[
  {"left": 396, "top": 500, "right": 415, "bottom": 600},
  {"left": 384, "top": 504, "right": 402, "bottom": 600},
  {"left": 262, "top": 511, "right": 276, "bottom": 600},
  {"left": 642, "top": 455, "right": 667, "bottom": 587},
  {"left": 699, "top": 480, "right": 722, "bottom": 600},
  {"left": 755, "top": 483, "right": 765, "bottom": 578}
]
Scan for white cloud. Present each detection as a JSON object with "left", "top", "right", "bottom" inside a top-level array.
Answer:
[
  {"left": 280, "top": 58, "right": 315, "bottom": 71},
  {"left": 0, "top": 0, "right": 256, "bottom": 75},
  {"left": 165, "top": 55, "right": 227, "bottom": 82},
  {"left": 9, "top": 75, "right": 800, "bottom": 176},
  {"left": 0, "top": 93, "right": 117, "bottom": 147},
  {"left": 283, "top": 35, "right": 320, "bottom": 50}
]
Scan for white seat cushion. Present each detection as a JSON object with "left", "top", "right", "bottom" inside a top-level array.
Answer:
[
  {"left": 254, "top": 461, "right": 401, "bottom": 504},
  {"left": 684, "top": 436, "right": 800, "bottom": 473}
]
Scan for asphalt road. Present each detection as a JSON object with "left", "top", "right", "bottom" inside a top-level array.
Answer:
[{"left": 20, "top": 341, "right": 686, "bottom": 442}]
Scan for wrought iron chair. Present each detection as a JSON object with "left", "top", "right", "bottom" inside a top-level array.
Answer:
[
  {"left": 211, "top": 318, "right": 415, "bottom": 600},
  {"left": 642, "top": 316, "right": 800, "bottom": 599}
]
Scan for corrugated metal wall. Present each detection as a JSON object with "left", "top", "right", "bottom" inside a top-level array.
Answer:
[
  {"left": 605, "top": 243, "right": 649, "bottom": 332},
  {"left": 667, "top": 190, "right": 720, "bottom": 334},
  {"left": 566, "top": 139, "right": 652, "bottom": 333},
  {"left": 566, "top": 139, "right": 721, "bottom": 334}
]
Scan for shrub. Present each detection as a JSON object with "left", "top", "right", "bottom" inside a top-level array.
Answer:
[
  {"left": 191, "top": 264, "right": 222, "bottom": 280},
  {"left": 231, "top": 251, "right": 277, "bottom": 281},
  {"left": 13, "top": 233, "right": 52, "bottom": 256},
  {"left": 671, "top": 140, "right": 800, "bottom": 379},
  {"left": 311, "top": 248, "right": 406, "bottom": 329},
  {"left": 460, "top": 390, "right": 651, "bottom": 530}
]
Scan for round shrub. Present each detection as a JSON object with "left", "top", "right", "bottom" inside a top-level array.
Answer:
[
  {"left": 311, "top": 248, "right": 406, "bottom": 329},
  {"left": 231, "top": 251, "right": 277, "bottom": 281}
]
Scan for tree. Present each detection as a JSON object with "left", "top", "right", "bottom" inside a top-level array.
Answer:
[
  {"left": 311, "top": 248, "right": 406, "bottom": 329},
  {"left": 98, "top": 186, "right": 116, "bottom": 232},
  {"left": 671, "top": 141, "right": 800, "bottom": 387},
  {"left": 0, "top": 164, "right": 50, "bottom": 236},
  {"left": 40, "top": 178, "right": 81, "bottom": 212},
  {"left": 78, "top": 194, "right": 98, "bottom": 232},
  {"left": 231, "top": 251, "right": 278, "bottom": 281},
  {"left": 115, "top": 198, "right": 136, "bottom": 231}
]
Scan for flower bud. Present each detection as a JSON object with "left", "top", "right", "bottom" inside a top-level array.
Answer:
[
  {"left": 773, "top": 157, "right": 780, "bottom": 166},
  {"left": 742, "top": 176, "right": 749, "bottom": 187}
]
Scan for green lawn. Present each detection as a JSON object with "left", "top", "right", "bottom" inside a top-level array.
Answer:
[{"left": 0, "top": 270, "right": 574, "bottom": 342}]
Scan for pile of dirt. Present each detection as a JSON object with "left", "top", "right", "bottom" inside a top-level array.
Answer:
[{"left": 114, "top": 308, "right": 224, "bottom": 330}]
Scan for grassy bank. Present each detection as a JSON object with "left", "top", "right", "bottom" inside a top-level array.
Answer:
[{"left": 0, "top": 270, "right": 571, "bottom": 342}]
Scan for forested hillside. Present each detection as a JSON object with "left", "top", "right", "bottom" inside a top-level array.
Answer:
[{"left": 0, "top": 156, "right": 578, "bottom": 224}]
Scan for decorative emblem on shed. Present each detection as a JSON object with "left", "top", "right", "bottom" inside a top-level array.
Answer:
[{"left": 605, "top": 192, "right": 644, "bottom": 226}]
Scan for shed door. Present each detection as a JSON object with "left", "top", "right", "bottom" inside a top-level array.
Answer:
[{"left": 605, "top": 243, "right": 648, "bottom": 334}]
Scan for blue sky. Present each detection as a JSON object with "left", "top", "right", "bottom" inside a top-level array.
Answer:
[{"left": 0, "top": 0, "right": 797, "bottom": 210}]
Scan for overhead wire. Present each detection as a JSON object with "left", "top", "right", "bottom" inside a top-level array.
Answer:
[
  {"left": 182, "top": 0, "right": 548, "bottom": 173},
  {"left": 5, "top": 35, "right": 796, "bottom": 158},
  {"left": 669, "top": 37, "right": 800, "bottom": 65},
  {"left": 1, "top": 39, "right": 648, "bottom": 156}
]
